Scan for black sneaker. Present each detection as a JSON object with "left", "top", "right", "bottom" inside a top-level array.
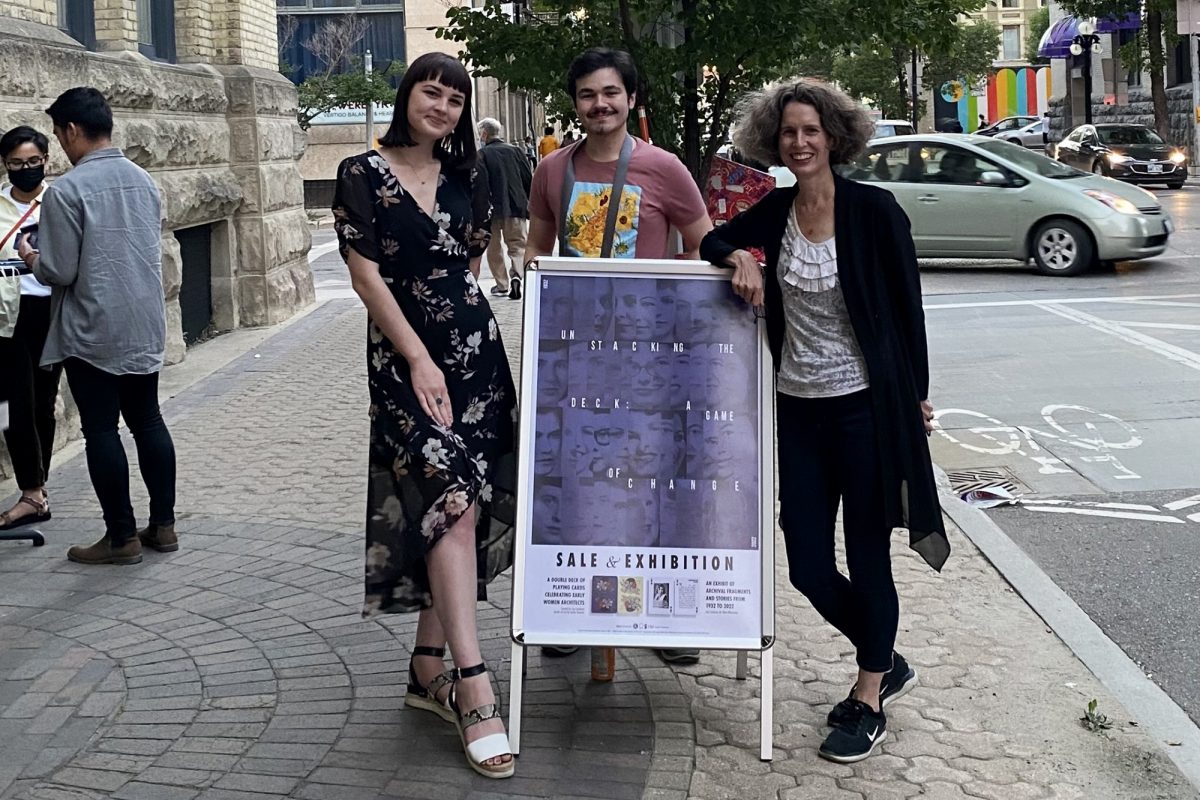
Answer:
[
  {"left": 508, "top": 276, "right": 522, "bottom": 300},
  {"left": 489, "top": 284, "right": 508, "bottom": 296},
  {"left": 827, "top": 652, "right": 917, "bottom": 727},
  {"left": 818, "top": 700, "right": 886, "bottom": 763},
  {"left": 540, "top": 645, "right": 579, "bottom": 657}
]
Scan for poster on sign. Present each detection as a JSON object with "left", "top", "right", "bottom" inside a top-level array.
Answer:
[{"left": 510, "top": 258, "right": 775, "bottom": 652}]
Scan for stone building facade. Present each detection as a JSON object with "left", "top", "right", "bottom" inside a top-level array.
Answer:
[{"left": 0, "top": 0, "right": 313, "bottom": 480}]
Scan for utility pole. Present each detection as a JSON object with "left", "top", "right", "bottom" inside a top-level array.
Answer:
[
  {"left": 911, "top": 49, "right": 920, "bottom": 129},
  {"left": 365, "top": 50, "right": 374, "bottom": 151}
]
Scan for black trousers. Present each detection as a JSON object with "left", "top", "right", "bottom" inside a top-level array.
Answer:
[
  {"left": 776, "top": 389, "right": 898, "bottom": 673},
  {"left": 63, "top": 358, "right": 176, "bottom": 544},
  {"left": 0, "top": 295, "right": 63, "bottom": 490}
]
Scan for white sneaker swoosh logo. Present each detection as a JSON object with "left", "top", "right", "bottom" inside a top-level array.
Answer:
[{"left": 866, "top": 726, "right": 881, "bottom": 743}]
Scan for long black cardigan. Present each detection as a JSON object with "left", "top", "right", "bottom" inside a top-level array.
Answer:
[{"left": 700, "top": 173, "right": 950, "bottom": 571}]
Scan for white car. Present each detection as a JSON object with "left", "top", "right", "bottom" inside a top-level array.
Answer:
[
  {"left": 839, "top": 134, "right": 1172, "bottom": 276},
  {"left": 875, "top": 119, "right": 915, "bottom": 138}
]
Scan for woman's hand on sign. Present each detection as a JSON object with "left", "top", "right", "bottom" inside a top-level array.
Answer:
[
  {"left": 920, "top": 399, "right": 935, "bottom": 435},
  {"left": 410, "top": 353, "right": 454, "bottom": 428},
  {"left": 727, "top": 249, "right": 764, "bottom": 308}
]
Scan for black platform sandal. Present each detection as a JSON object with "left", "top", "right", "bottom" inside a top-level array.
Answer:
[
  {"left": 405, "top": 645, "right": 456, "bottom": 723},
  {"left": 448, "top": 662, "right": 514, "bottom": 779}
]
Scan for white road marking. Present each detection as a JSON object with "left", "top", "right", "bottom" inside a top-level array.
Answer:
[
  {"left": 308, "top": 240, "right": 340, "bottom": 262},
  {"left": 1022, "top": 506, "right": 1187, "bottom": 523},
  {"left": 1031, "top": 302, "right": 1200, "bottom": 373},
  {"left": 1165, "top": 495, "right": 1200, "bottom": 511},
  {"left": 1112, "top": 321, "right": 1200, "bottom": 332},
  {"left": 1028, "top": 499, "right": 1162, "bottom": 512},
  {"left": 924, "top": 292, "right": 1200, "bottom": 310}
]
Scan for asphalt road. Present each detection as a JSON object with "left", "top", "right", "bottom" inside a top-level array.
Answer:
[{"left": 924, "top": 183, "right": 1200, "bottom": 723}]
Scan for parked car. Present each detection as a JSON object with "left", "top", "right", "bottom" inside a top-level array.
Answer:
[
  {"left": 839, "top": 134, "right": 1172, "bottom": 276},
  {"left": 998, "top": 119, "right": 1047, "bottom": 150},
  {"left": 1054, "top": 123, "right": 1187, "bottom": 189},
  {"left": 875, "top": 119, "right": 915, "bottom": 138},
  {"left": 976, "top": 115, "right": 1039, "bottom": 137}
]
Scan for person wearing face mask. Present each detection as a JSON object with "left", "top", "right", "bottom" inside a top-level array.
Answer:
[{"left": 0, "top": 125, "right": 60, "bottom": 532}]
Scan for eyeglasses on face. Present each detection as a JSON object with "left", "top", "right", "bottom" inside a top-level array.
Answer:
[{"left": 5, "top": 156, "right": 46, "bottom": 170}]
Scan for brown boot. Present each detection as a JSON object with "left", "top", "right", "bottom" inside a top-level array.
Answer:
[
  {"left": 138, "top": 523, "right": 178, "bottom": 553},
  {"left": 67, "top": 535, "right": 143, "bottom": 565}
]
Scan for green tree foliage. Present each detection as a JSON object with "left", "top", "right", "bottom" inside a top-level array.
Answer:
[
  {"left": 439, "top": 0, "right": 981, "bottom": 186},
  {"left": 279, "top": 15, "right": 405, "bottom": 131},
  {"left": 830, "top": 20, "right": 998, "bottom": 124},
  {"left": 1025, "top": 7, "right": 1051, "bottom": 64},
  {"left": 1057, "top": 0, "right": 1176, "bottom": 137}
]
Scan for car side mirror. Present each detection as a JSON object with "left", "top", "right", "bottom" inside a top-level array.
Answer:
[{"left": 979, "top": 170, "right": 1009, "bottom": 186}]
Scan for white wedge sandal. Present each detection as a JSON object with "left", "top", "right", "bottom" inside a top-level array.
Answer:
[{"left": 448, "top": 663, "right": 515, "bottom": 779}]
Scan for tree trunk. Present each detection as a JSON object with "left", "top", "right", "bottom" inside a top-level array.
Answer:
[
  {"left": 1146, "top": 9, "right": 1170, "bottom": 139},
  {"left": 893, "top": 48, "right": 910, "bottom": 121}
]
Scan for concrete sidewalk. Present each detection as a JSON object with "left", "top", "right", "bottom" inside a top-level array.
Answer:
[{"left": 0, "top": 277, "right": 1196, "bottom": 799}]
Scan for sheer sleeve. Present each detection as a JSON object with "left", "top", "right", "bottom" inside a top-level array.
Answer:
[
  {"left": 332, "top": 155, "right": 381, "bottom": 263},
  {"left": 467, "top": 159, "right": 493, "bottom": 259}
]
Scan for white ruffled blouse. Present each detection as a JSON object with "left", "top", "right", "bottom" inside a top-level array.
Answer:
[{"left": 775, "top": 209, "right": 870, "bottom": 399}]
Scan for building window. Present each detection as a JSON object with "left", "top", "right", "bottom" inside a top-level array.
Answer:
[
  {"left": 1001, "top": 0, "right": 1019, "bottom": 7},
  {"left": 1002, "top": 26, "right": 1021, "bottom": 60},
  {"left": 277, "top": 9, "right": 405, "bottom": 84},
  {"left": 57, "top": 0, "right": 96, "bottom": 48},
  {"left": 137, "top": 0, "right": 176, "bottom": 62}
]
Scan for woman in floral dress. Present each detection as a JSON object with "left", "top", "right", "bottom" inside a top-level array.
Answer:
[{"left": 332, "top": 52, "right": 517, "bottom": 779}]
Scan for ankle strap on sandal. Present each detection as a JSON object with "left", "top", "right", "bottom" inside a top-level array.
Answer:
[
  {"left": 412, "top": 645, "right": 446, "bottom": 658},
  {"left": 455, "top": 662, "right": 487, "bottom": 680}
]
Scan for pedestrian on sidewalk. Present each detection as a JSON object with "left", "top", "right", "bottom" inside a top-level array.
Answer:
[
  {"left": 524, "top": 47, "right": 713, "bottom": 667},
  {"left": 0, "top": 125, "right": 60, "bottom": 532},
  {"left": 538, "top": 126, "right": 559, "bottom": 159},
  {"left": 476, "top": 117, "right": 532, "bottom": 300},
  {"left": 700, "top": 78, "right": 950, "bottom": 764},
  {"left": 18, "top": 88, "right": 177, "bottom": 566},
  {"left": 522, "top": 135, "right": 538, "bottom": 168},
  {"left": 332, "top": 52, "right": 517, "bottom": 780}
]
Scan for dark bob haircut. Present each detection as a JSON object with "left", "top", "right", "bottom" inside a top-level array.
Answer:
[
  {"left": 46, "top": 87, "right": 114, "bottom": 140},
  {"left": 0, "top": 126, "right": 50, "bottom": 159},
  {"left": 379, "top": 52, "right": 476, "bottom": 169},
  {"left": 566, "top": 48, "right": 638, "bottom": 101},
  {"left": 731, "top": 78, "right": 874, "bottom": 168}
]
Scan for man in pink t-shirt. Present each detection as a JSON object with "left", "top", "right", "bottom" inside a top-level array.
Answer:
[
  {"left": 524, "top": 48, "right": 712, "bottom": 667},
  {"left": 521, "top": 48, "right": 711, "bottom": 283}
]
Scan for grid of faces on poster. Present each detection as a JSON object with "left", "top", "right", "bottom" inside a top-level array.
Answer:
[{"left": 531, "top": 273, "right": 761, "bottom": 551}]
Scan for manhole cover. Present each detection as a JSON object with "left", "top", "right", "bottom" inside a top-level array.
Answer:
[{"left": 945, "top": 467, "right": 1029, "bottom": 495}]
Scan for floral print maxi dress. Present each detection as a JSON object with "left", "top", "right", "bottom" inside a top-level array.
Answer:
[{"left": 333, "top": 151, "right": 518, "bottom": 616}]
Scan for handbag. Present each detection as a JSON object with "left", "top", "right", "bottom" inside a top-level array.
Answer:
[{"left": 0, "top": 200, "right": 40, "bottom": 338}]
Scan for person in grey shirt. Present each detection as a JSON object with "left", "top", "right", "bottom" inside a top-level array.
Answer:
[{"left": 17, "top": 87, "right": 178, "bottom": 566}]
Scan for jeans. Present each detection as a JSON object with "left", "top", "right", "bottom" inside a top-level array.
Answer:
[
  {"left": 64, "top": 358, "right": 176, "bottom": 544},
  {"left": 0, "top": 296, "right": 63, "bottom": 490},
  {"left": 776, "top": 389, "right": 899, "bottom": 673}
]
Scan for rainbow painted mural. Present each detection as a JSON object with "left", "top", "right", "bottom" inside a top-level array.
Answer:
[{"left": 956, "top": 67, "right": 1053, "bottom": 132}]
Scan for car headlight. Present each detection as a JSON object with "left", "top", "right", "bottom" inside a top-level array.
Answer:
[
  {"left": 1106, "top": 152, "right": 1131, "bottom": 164},
  {"left": 1083, "top": 189, "right": 1140, "bottom": 215},
  {"left": 1170, "top": 151, "right": 1187, "bottom": 163}
]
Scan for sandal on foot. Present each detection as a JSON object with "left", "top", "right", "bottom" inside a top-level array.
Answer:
[
  {"left": 0, "top": 495, "right": 51, "bottom": 531},
  {"left": 449, "top": 663, "right": 514, "bottom": 779},
  {"left": 405, "top": 646, "right": 456, "bottom": 723}
]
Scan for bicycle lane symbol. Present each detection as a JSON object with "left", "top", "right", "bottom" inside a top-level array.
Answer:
[{"left": 932, "top": 405, "right": 1144, "bottom": 481}]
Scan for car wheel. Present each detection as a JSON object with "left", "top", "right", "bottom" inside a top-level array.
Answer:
[
  {"left": 1092, "top": 161, "right": 1107, "bottom": 176},
  {"left": 1032, "top": 219, "right": 1094, "bottom": 277},
  {"left": 1167, "top": 181, "right": 1185, "bottom": 189}
]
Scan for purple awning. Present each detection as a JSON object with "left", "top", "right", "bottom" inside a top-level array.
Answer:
[{"left": 1038, "top": 13, "right": 1141, "bottom": 59}]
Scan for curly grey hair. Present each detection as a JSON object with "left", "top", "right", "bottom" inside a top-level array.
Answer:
[{"left": 731, "top": 78, "right": 874, "bottom": 168}]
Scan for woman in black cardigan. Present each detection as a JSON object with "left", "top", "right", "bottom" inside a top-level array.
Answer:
[{"left": 701, "top": 79, "right": 949, "bottom": 764}]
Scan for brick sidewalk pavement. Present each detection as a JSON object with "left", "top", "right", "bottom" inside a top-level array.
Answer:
[{"left": 0, "top": 259, "right": 1196, "bottom": 799}]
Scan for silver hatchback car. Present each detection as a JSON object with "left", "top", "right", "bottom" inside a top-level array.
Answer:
[{"left": 839, "top": 134, "right": 1172, "bottom": 276}]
